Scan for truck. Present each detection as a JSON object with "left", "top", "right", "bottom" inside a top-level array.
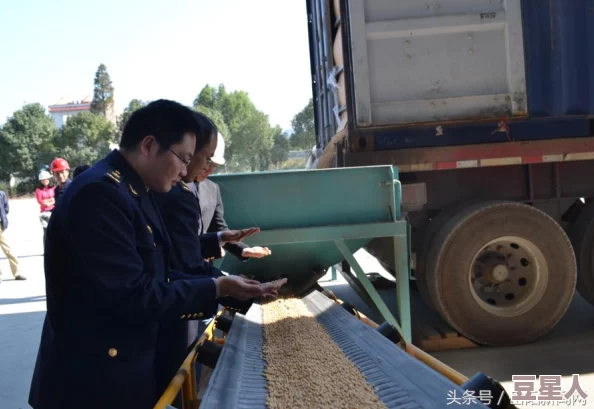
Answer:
[{"left": 305, "top": 0, "right": 594, "bottom": 346}]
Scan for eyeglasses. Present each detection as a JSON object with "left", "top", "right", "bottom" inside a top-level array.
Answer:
[{"left": 167, "top": 148, "right": 191, "bottom": 167}]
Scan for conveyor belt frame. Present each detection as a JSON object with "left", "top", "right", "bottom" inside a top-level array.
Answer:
[{"left": 215, "top": 218, "right": 412, "bottom": 342}]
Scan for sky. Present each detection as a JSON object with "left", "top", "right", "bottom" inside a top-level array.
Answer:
[{"left": 0, "top": 0, "right": 314, "bottom": 131}]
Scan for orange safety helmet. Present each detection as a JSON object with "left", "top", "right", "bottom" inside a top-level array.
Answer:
[{"left": 51, "top": 158, "right": 70, "bottom": 172}]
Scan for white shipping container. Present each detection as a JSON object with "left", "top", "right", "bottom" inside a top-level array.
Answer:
[{"left": 346, "top": 0, "right": 527, "bottom": 127}]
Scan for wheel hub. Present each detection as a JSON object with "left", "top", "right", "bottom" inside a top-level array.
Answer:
[
  {"left": 491, "top": 264, "right": 510, "bottom": 282},
  {"left": 469, "top": 236, "right": 548, "bottom": 317}
]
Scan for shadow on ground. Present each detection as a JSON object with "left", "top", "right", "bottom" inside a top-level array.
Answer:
[
  {"left": 0, "top": 254, "right": 44, "bottom": 261},
  {"left": 0, "top": 311, "right": 46, "bottom": 409},
  {"left": 0, "top": 296, "right": 46, "bottom": 306}
]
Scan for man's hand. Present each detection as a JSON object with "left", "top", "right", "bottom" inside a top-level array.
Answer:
[
  {"left": 242, "top": 246, "right": 271, "bottom": 258},
  {"left": 259, "top": 278, "right": 288, "bottom": 298},
  {"left": 216, "top": 276, "right": 275, "bottom": 301},
  {"left": 221, "top": 227, "right": 260, "bottom": 243}
]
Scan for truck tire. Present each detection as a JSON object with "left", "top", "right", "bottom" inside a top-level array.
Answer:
[
  {"left": 569, "top": 203, "right": 594, "bottom": 306},
  {"left": 416, "top": 208, "right": 462, "bottom": 310},
  {"left": 425, "top": 201, "right": 576, "bottom": 346},
  {"left": 416, "top": 200, "right": 489, "bottom": 310}
]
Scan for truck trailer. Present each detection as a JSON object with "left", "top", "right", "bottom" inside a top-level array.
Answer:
[{"left": 306, "top": 0, "right": 594, "bottom": 346}]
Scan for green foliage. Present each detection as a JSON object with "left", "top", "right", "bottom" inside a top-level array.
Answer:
[
  {"left": 117, "top": 99, "right": 146, "bottom": 141},
  {"left": 16, "top": 179, "right": 39, "bottom": 196},
  {"left": 193, "top": 85, "right": 219, "bottom": 110},
  {"left": 233, "top": 110, "right": 275, "bottom": 172},
  {"left": 55, "top": 111, "right": 116, "bottom": 168},
  {"left": 0, "top": 76, "right": 315, "bottom": 196},
  {"left": 194, "top": 105, "right": 230, "bottom": 142},
  {"left": 270, "top": 127, "right": 290, "bottom": 166},
  {"left": 191, "top": 85, "right": 318, "bottom": 172},
  {"left": 90, "top": 63, "right": 115, "bottom": 117},
  {"left": 193, "top": 84, "right": 286, "bottom": 171},
  {"left": 279, "top": 158, "right": 307, "bottom": 170},
  {"left": 290, "top": 98, "right": 315, "bottom": 150},
  {"left": 0, "top": 103, "right": 57, "bottom": 182},
  {"left": 0, "top": 182, "right": 10, "bottom": 197}
]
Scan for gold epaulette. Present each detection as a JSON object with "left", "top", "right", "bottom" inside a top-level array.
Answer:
[
  {"left": 180, "top": 181, "right": 192, "bottom": 193},
  {"left": 105, "top": 170, "right": 121, "bottom": 184},
  {"left": 180, "top": 312, "right": 204, "bottom": 320}
]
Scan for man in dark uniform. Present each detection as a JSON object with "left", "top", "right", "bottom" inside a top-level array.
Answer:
[
  {"left": 155, "top": 115, "right": 261, "bottom": 286},
  {"left": 155, "top": 113, "right": 263, "bottom": 331},
  {"left": 153, "top": 112, "right": 269, "bottom": 398},
  {"left": 195, "top": 131, "right": 272, "bottom": 262},
  {"left": 29, "top": 99, "right": 274, "bottom": 409},
  {"left": 155, "top": 113, "right": 274, "bottom": 398}
]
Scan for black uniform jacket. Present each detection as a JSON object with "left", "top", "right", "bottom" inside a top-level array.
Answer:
[
  {"left": 29, "top": 150, "right": 219, "bottom": 409},
  {"left": 155, "top": 181, "right": 253, "bottom": 313}
]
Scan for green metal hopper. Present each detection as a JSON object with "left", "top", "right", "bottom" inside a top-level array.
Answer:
[{"left": 209, "top": 165, "right": 412, "bottom": 341}]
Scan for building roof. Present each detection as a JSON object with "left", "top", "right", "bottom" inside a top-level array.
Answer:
[{"left": 48, "top": 95, "right": 92, "bottom": 113}]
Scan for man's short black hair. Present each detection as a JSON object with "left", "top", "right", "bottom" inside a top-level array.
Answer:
[
  {"left": 119, "top": 99, "right": 200, "bottom": 151},
  {"left": 192, "top": 112, "right": 218, "bottom": 152},
  {"left": 72, "top": 164, "right": 90, "bottom": 179}
]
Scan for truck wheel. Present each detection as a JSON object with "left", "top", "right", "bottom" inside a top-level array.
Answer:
[
  {"left": 569, "top": 203, "right": 594, "bottom": 306},
  {"left": 416, "top": 200, "right": 489, "bottom": 310},
  {"left": 425, "top": 202, "right": 576, "bottom": 346},
  {"left": 416, "top": 207, "right": 463, "bottom": 310}
]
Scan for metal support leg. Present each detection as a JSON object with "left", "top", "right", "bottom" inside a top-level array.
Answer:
[
  {"left": 394, "top": 236, "right": 412, "bottom": 342},
  {"left": 334, "top": 239, "right": 409, "bottom": 341}
]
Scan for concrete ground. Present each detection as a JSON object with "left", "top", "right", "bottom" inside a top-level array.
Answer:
[
  {"left": 1, "top": 198, "right": 593, "bottom": 408},
  {"left": 320, "top": 252, "right": 594, "bottom": 408}
]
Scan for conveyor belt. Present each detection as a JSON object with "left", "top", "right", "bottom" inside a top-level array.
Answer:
[
  {"left": 200, "top": 304, "right": 268, "bottom": 409},
  {"left": 200, "top": 291, "right": 488, "bottom": 408}
]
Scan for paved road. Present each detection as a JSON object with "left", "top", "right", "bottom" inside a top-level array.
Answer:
[
  {"left": 0, "top": 198, "right": 46, "bottom": 409},
  {"left": 1, "top": 198, "right": 593, "bottom": 408}
]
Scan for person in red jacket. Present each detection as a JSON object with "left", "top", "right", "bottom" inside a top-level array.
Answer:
[{"left": 36, "top": 170, "right": 55, "bottom": 244}]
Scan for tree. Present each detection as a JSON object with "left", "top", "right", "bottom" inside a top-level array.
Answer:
[
  {"left": 55, "top": 112, "right": 116, "bottom": 168},
  {"left": 90, "top": 64, "right": 115, "bottom": 118},
  {"left": 269, "top": 127, "right": 290, "bottom": 167},
  {"left": 232, "top": 110, "right": 275, "bottom": 172},
  {"left": 0, "top": 103, "right": 57, "bottom": 182},
  {"left": 117, "top": 99, "right": 146, "bottom": 140},
  {"left": 194, "top": 105, "right": 230, "bottom": 143},
  {"left": 193, "top": 85, "right": 219, "bottom": 110},
  {"left": 193, "top": 84, "right": 276, "bottom": 171},
  {"left": 290, "top": 98, "right": 316, "bottom": 150}
]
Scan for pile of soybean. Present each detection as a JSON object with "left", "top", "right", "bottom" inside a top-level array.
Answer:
[{"left": 261, "top": 298, "right": 387, "bottom": 409}]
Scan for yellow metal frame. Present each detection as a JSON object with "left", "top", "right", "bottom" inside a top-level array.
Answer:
[{"left": 153, "top": 308, "right": 229, "bottom": 409}]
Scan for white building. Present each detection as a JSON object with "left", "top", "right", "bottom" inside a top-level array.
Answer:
[{"left": 48, "top": 96, "right": 92, "bottom": 128}]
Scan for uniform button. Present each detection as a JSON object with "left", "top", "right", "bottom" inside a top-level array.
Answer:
[
  {"left": 153, "top": 243, "right": 157, "bottom": 248},
  {"left": 108, "top": 348, "right": 118, "bottom": 358},
  {"left": 197, "top": 312, "right": 203, "bottom": 318}
]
